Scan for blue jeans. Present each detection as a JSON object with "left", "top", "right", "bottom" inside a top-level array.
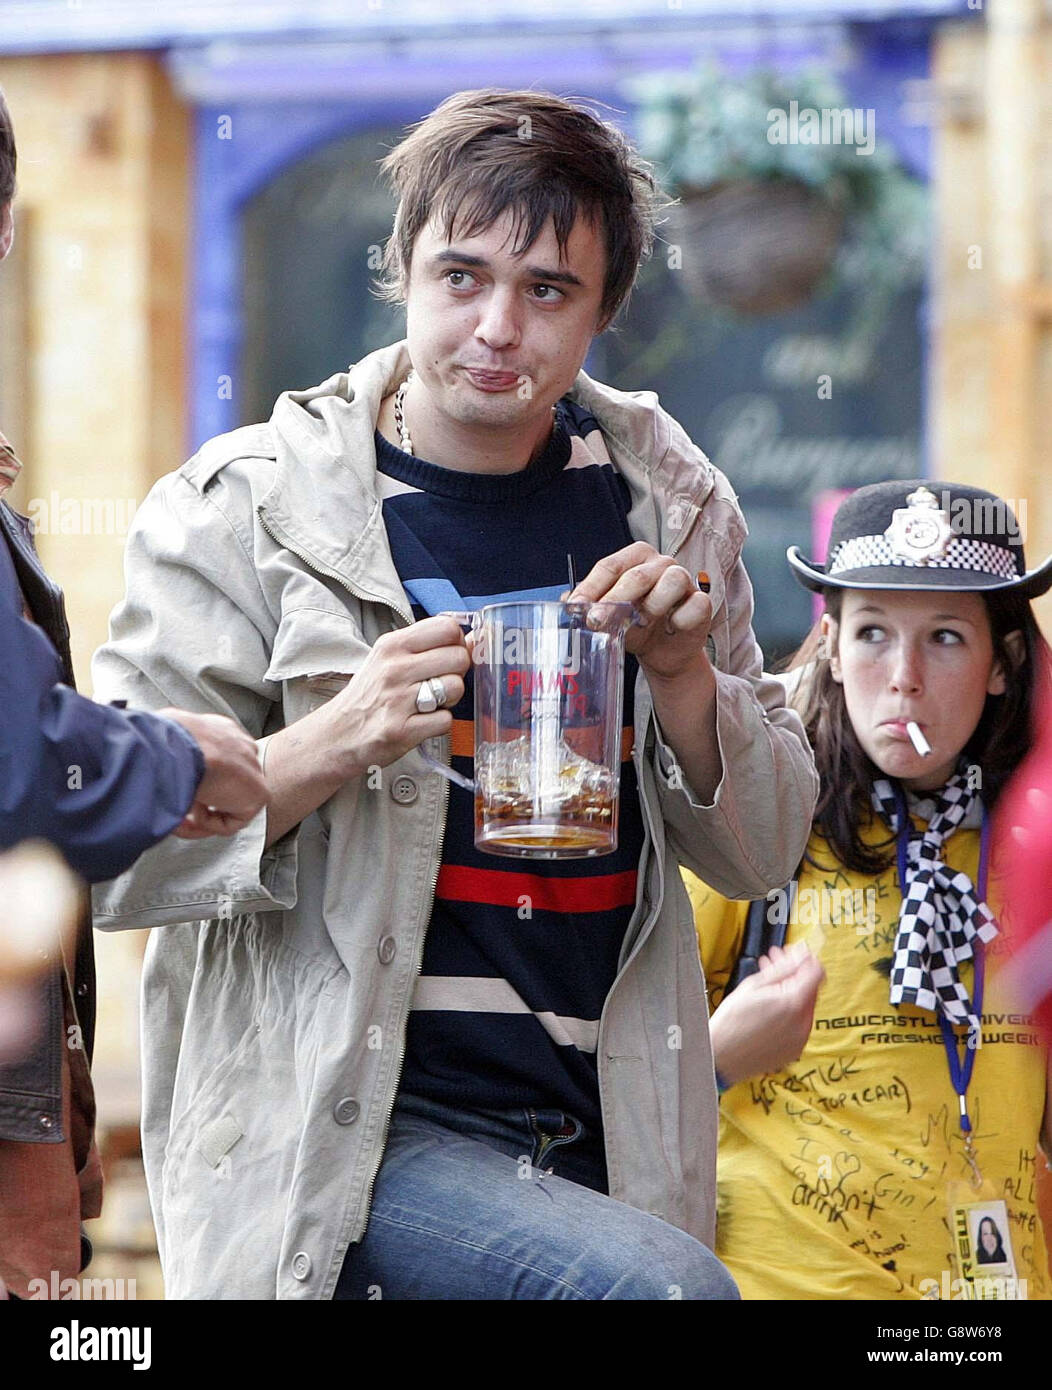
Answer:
[{"left": 334, "top": 1091, "right": 738, "bottom": 1301}]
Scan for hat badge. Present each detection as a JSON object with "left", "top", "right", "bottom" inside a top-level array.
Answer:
[{"left": 884, "top": 485, "right": 954, "bottom": 565}]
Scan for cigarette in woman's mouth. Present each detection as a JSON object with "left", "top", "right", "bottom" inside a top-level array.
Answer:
[{"left": 906, "top": 721, "right": 932, "bottom": 757}]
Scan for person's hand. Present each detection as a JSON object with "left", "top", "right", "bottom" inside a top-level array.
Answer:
[
  {"left": 709, "top": 940, "right": 825, "bottom": 1086},
  {"left": 159, "top": 709, "right": 269, "bottom": 839},
  {"left": 318, "top": 615, "right": 471, "bottom": 779},
  {"left": 567, "top": 542, "right": 712, "bottom": 682}
]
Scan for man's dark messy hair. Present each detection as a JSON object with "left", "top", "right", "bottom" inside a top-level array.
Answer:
[{"left": 376, "top": 88, "right": 669, "bottom": 331}]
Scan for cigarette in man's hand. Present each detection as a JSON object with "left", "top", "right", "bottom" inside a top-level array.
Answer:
[{"left": 906, "top": 721, "right": 932, "bottom": 757}]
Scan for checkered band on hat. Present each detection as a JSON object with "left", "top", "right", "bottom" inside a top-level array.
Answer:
[{"left": 829, "top": 533, "right": 1019, "bottom": 579}]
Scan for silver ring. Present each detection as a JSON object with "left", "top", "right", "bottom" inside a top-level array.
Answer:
[
  {"left": 414, "top": 681, "right": 438, "bottom": 714},
  {"left": 414, "top": 677, "right": 447, "bottom": 715}
]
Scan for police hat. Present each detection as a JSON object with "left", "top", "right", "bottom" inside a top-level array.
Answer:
[{"left": 787, "top": 480, "right": 1052, "bottom": 599}]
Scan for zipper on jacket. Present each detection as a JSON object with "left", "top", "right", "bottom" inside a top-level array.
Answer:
[
  {"left": 666, "top": 503, "right": 700, "bottom": 564},
  {"left": 606, "top": 752, "right": 662, "bottom": 985},
  {"left": 622, "top": 709, "right": 665, "bottom": 976},
  {"left": 594, "top": 700, "right": 663, "bottom": 1194},
  {"left": 256, "top": 508, "right": 415, "bottom": 630}
]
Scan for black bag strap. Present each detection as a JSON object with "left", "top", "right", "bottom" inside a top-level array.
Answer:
[{"left": 723, "top": 878, "right": 798, "bottom": 998}]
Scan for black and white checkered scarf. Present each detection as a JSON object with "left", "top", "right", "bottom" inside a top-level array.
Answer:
[{"left": 870, "top": 773, "right": 998, "bottom": 1030}]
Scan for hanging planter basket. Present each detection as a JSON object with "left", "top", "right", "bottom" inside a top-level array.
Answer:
[{"left": 669, "top": 179, "right": 845, "bottom": 316}]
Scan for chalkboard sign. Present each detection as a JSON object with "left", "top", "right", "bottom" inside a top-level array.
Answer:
[{"left": 592, "top": 247, "right": 924, "bottom": 665}]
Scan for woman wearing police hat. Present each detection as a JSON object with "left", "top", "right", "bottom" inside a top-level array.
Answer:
[{"left": 687, "top": 480, "right": 1052, "bottom": 1300}]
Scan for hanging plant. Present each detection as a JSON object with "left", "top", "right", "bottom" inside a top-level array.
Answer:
[{"left": 629, "top": 64, "right": 927, "bottom": 316}]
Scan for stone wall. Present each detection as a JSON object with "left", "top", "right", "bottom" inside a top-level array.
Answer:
[
  {"left": 0, "top": 51, "right": 189, "bottom": 686},
  {"left": 933, "top": 19, "right": 1052, "bottom": 629},
  {"left": 0, "top": 52, "right": 189, "bottom": 1296}
]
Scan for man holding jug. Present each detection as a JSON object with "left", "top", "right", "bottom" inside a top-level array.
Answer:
[{"left": 93, "top": 88, "right": 819, "bottom": 1300}]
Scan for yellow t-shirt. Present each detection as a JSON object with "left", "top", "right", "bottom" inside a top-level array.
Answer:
[{"left": 686, "top": 819, "right": 1051, "bottom": 1301}]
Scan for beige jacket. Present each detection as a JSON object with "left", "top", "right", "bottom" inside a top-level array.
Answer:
[{"left": 91, "top": 341, "right": 817, "bottom": 1299}]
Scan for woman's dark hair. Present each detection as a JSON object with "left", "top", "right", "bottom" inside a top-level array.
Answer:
[
  {"left": 976, "top": 1216, "right": 1007, "bottom": 1264},
  {"left": 785, "top": 586, "right": 1052, "bottom": 875}
]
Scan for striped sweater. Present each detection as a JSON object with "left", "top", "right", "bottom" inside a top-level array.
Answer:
[{"left": 375, "top": 397, "right": 646, "bottom": 1135}]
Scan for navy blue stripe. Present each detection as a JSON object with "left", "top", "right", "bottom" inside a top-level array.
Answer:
[{"left": 403, "top": 1013, "right": 602, "bottom": 1117}]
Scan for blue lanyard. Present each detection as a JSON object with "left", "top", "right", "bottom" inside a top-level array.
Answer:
[{"left": 892, "top": 786, "right": 992, "bottom": 1137}]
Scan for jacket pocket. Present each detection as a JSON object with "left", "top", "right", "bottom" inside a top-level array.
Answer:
[
  {"left": 163, "top": 1018, "right": 260, "bottom": 1170},
  {"left": 303, "top": 673, "right": 352, "bottom": 698},
  {"left": 264, "top": 605, "right": 370, "bottom": 687},
  {"left": 160, "top": 1010, "right": 302, "bottom": 1299},
  {"left": 196, "top": 1113, "right": 244, "bottom": 1169},
  {"left": 157, "top": 927, "right": 335, "bottom": 1298},
  {"left": 263, "top": 601, "right": 371, "bottom": 722}
]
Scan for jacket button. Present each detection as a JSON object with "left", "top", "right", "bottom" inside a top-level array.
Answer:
[
  {"left": 377, "top": 935, "right": 397, "bottom": 965},
  {"left": 291, "top": 1251, "right": 312, "bottom": 1281},
  {"left": 390, "top": 775, "right": 418, "bottom": 805},
  {"left": 76, "top": 982, "right": 88, "bottom": 997},
  {"left": 333, "top": 1097, "right": 360, "bottom": 1125},
  {"left": 38, "top": 1114, "right": 54, "bottom": 1132}
]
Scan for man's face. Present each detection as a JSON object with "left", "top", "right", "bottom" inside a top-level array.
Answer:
[{"left": 403, "top": 205, "right": 608, "bottom": 436}]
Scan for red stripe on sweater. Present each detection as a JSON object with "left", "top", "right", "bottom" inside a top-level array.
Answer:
[{"left": 436, "top": 865, "right": 638, "bottom": 913}]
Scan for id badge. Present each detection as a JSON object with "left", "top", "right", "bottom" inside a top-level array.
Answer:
[{"left": 946, "top": 1196, "right": 1024, "bottom": 1300}]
